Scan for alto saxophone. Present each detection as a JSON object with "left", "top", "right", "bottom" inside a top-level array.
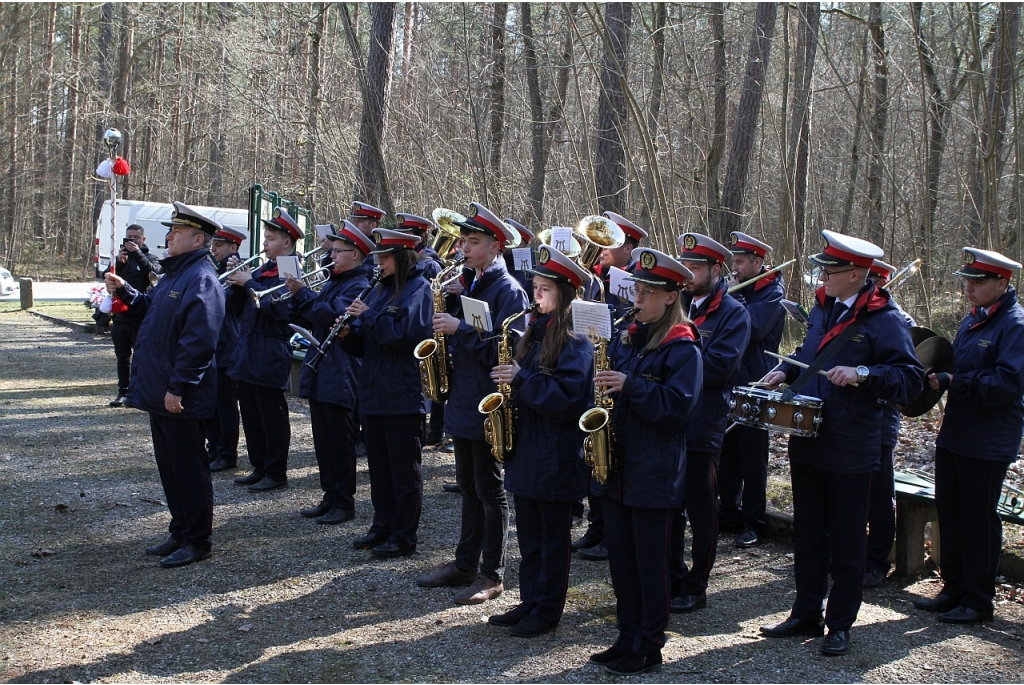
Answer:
[
  {"left": 414, "top": 257, "right": 466, "bottom": 402},
  {"left": 478, "top": 303, "right": 539, "bottom": 462}
]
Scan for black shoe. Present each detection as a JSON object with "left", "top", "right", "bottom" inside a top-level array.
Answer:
[
  {"left": 589, "top": 646, "right": 628, "bottom": 665},
  {"left": 913, "top": 593, "right": 959, "bottom": 613},
  {"left": 577, "top": 542, "right": 608, "bottom": 561},
  {"left": 109, "top": 392, "right": 127, "bottom": 408},
  {"left": 736, "top": 529, "right": 761, "bottom": 548},
  {"left": 425, "top": 432, "right": 443, "bottom": 446},
  {"left": 508, "top": 616, "right": 556, "bottom": 638},
  {"left": 145, "top": 536, "right": 182, "bottom": 557},
  {"left": 488, "top": 603, "right": 533, "bottom": 627},
  {"left": 442, "top": 481, "right": 462, "bottom": 494},
  {"left": 603, "top": 651, "right": 662, "bottom": 676},
  {"left": 669, "top": 593, "right": 707, "bottom": 614},
  {"left": 300, "top": 498, "right": 334, "bottom": 518},
  {"left": 759, "top": 615, "right": 824, "bottom": 638},
  {"left": 209, "top": 457, "right": 237, "bottom": 473},
  {"left": 571, "top": 528, "right": 603, "bottom": 552},
  {"left": 159, "top": 544, "right": 211, "bottom": 568},
  {"left": 863, "top": 568, "right": 887, "bottom": 588},
  {"left": 820, "top": 629, "right": 850, "bottom": 656},
  {"left": 352, "top": 531, "right": 389, "bottom": 550},
  {"left": 442, "top": 441, "right": 455, "bottom": 453},
  {"left": 371, "top": 541, "right": 415, "bottom": 559},
  {"left": 233, "top": 471, "right": 265, "bottom": 486},
  {"left": 247, "top": 477, "right": 287, "bottom": 492},
  {"left": 316, "top": 507, "right": 355, "bottom": 525},
  {"left": 937, "top": 605, "right": 993, "bottom": 624}
]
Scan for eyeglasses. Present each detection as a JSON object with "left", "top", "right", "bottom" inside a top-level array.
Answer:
[
  {"left": 820, "top": 268, "right": 857, "bottom": 281},
  {"left": 331, "top": 248, "right": 358, "bottom": 255},
  {"left": 633, "top": 287, "right": 661, "bottom": 299}
]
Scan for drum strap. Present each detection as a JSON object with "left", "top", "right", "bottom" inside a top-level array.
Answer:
[{"left": 781, "top": 317, "right": 865, "bottom": 402}]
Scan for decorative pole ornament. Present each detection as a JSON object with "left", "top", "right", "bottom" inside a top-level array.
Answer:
[{"left": 97, "top": 127, "right": 131, "bottom": 315}]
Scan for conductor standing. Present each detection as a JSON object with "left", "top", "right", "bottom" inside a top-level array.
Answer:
[{"left": 105, "top": 201, "right": 225, "bottom": 568}]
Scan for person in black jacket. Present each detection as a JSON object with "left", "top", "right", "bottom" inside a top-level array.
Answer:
[
  {"left": 761, "top": 230, "right": 923, "bottom": 656},
  {"left": 288, "top": 221, "right": 375, "bottom": 525},
  {"left": 914, "top": 247, "right": 1024, "bottom": 624},
  {"left": 718, "top": 232, "right": 785, "bottom": 548},
  {"left": 225, "top": 207, "right": 304, "bottom": 492},
  {"left": 105, "top": 224, "right": 162, "bottom": 407},
  {"left": 104, "top": 202, "right": 225, "bottom": 568},
  {"left": 671, "top": 233, "right": 751, "bottom": 614},
  {"left": 486, "top": 245, "right": 593, "bottom": 638},
  {"left": 589, "top": 248, "right": 702, "bottom": 676}
]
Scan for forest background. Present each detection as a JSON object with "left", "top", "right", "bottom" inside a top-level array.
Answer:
[{"left": 1, "top": 2, "right": 1022, "bottom": 335}]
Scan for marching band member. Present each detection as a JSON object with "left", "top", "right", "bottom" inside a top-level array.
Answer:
[
  {"left": 504, "top": 217, "right": 535, "bottom": 296},
  {"left": 206, "top": 224, "right": 248, "bottom": 473},
  {"left": 719, "top": 232, "right": 785, "bottom": 548},
  {"left": 575, "top": 211, "right": 649, "bottom": 562},
  {"left": 287, "top": 221, "right": 374, "bottom": 525},
  {"left": 486, "top": 245, "right": 594, "bottom": 637},
  {"left": 104, "top": 202, "right": 225, "bottom": 567},
  {"left": 915, "top": 248, "right": 1024, "bottom": 623},
  {"left": 761, "top": 230, "right": 922, "bottom": 656},
  {"left": 589, "top": 248, "right": 702, "bottom": 676},
  {"left": 344, "top": 228, "right": 433, "bottom": 558},
  {"left": 672, "top": 233, "right": 751, "bottom": 613},
  {"left": 416, "top": 202, "right": 529, "bottom": 605},
  {"left": 226, "top": 207, "right": 303, "bottom": 492},
  {"left": 348, "top": 201, "right": 387, "bottom": 276}
]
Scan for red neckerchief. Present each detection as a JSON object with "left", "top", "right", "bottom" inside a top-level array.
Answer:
[
  {"left": 663, "top": 323, "right": 699, "bottom": 343},
  {"left": 815, "top": 284, "right": 888, "bottom": 352},
  {"left": 754, "top": 270, "right": 779, "bottom": 291},
  {"left": 258, "top": 266, "right": 279, "bottom": 279},
  {"left": 968, "top": 300, "right": 1003, "bottom": 330},
  {"left": 691, "top": 285, "right": 724, "bottom": 327}
]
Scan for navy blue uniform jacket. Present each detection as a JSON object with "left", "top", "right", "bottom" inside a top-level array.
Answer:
[
  {"left": 731, "top": 270, "right": 785, "bottom": 384},
  {"left": 604, "top": 322, "right": 704, "bottom": 509},
  {"left": 215, "top": 255, "right": 243, "bottom": 370},
  {"left": 345, "top": 263, "right": 433, "bottom": 415},
  {"left": 585, "top": 261, "right": 636, "bottom": 327},
  {"left": 118, "top": 248, "right": 224, "bottom": 420},
  {"left": 780, "top": 283, "right": 924, "bottom": 474},
  {"left": 228, "top": 258, "right": 294, "bottom": 391},
  {"left": 291, "top": 268, "right": 369, "bottom": 408},
  {"left": 503, "top": 314, "right": 594, "bottom": 502},
  {"left": 418, "top": 245, "right": 444, "bottom": 281},
  {"left": 105, "top": 245, "right": 163, "bottom": 324},
  {"left": 937, "top": 286, "right": 1024, "bottom": 463},
  {"left": 683, "top": 279, "right": 751, "bottom": 454},
  {"left": 444, "top": 258, "right": 530, "bottom": 441}
]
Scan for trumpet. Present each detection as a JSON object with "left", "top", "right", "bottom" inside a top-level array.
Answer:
[
  {"left": 248, "top": 265, "right": 333, "bottom": 309},
  {"left": 219, "top": 252, "right": 265, "bottom": 284}
]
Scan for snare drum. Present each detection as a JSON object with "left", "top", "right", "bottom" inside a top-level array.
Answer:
[{"left": 729, "top": 386, "right": 824, "bottom": 438}]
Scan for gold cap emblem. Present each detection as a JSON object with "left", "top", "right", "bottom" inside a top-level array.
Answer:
[
  {"left": 537, "top": 246, "right": 551, "bottom": 265},
  {"left": 729, "top": 233, "right": 738, "bottom": 246},
  {"left": 965, "top": 250, "right": 976, "bottom": 265},
  {"left": 640, "top": 250, "right": 657, "bottom": 270},
  {"left": 683, "top": 234, "right": 697, "bottom": 251},
  {"left": 373, "top": 232, "right": 383, "bottom": 244}
]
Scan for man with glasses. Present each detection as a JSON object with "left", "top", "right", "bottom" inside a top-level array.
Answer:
[{"left": 760, "top": 230, "right": 922, "bottom": 656}]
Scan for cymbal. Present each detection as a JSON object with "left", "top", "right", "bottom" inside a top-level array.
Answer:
[
  {"left": 899, "top": 335, "right": 954, "bottom": 417},
  {"left": 909, "top": 325, "right": 937, "bottom": 348}
]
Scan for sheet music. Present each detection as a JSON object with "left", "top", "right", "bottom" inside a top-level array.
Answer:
[
  {"left": 460, "top": 296, "right": 494, "bottom": 333},
  {"left": 550, "top": 227, "right": 574, "bottom": 255},
  {"left": 277, "top": 255, "right": 300, "bottom": 280},
  {"left": 314, "top": 224, "right": 335, "bottom": 240},
  {"left": 511, "top": 247, "right": 533, "bottom": 273},
  {"left": 608, "top": 266, "right": 634, "bottom": 303},
  {"left": 571, "top": 300, "right": 613, "bottom": 340}
]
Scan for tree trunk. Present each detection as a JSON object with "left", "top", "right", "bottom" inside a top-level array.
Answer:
[
  {"left": 639, "top": 2, "right": 667, "bottom": 229},
  {"left": 594, "top": 2, "right": 632, "bottom": 214},
  {"left": 719, "top": 2, "right": 778, "bottom": 241},
  {"left": 487, "top": 3, "right": 509, "bottom": 188},
  {"left": 36, "top": 3, "right": 57, "bottom": 246},
  {"left": 790, "top": 4, "right": 818, "bottom": 261},
  {"left": 304, "top": 3, "right": 327, "bottom": 214},
  {"left": 839, "top": 29, "right": 868, "bottom": 235},
  {"left": 91, "top": 3, "right": 115, "bottom": 227},
  {"left": 705, "top": 4, "right": 727, "bottom": 234},
  {"left": 865, "top": 2, "right": 888, "bottom": 248},
  {"left": 64, "top": 4, "right": 82, "bottom": 260}
]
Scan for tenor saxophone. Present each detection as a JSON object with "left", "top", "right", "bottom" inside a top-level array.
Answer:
[
  {"left": 414, "top": 257, "right": 466, "bottom": 402},
  {"left": 479, "top": 303, "right": 539, "bottom": 462}
]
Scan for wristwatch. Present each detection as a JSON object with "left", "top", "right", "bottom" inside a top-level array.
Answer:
[{"left": 856, "top": 365, "right": 870, "bottom": 383}]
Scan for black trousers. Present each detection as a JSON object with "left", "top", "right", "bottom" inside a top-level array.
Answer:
[
  {"left": 672, "top": 449, "right": 720, "bottom": 597},
  {"left": 453, "top": 436, "right": 509, "bottom": 582},
  {"left": 149, "top": 413, "right": 213, "bottom": 547},
  {"left": 935, "top": 447, "right": 1009, "bottom": 613},
  {"left": 363, "top": 413, "right": 423, "bottom": 547},
  {"left": 584, "top": 493, "right": 605, "bottom": 539},
  {"left": 111, "top": 319, "right": 139, "bottom": 393},
  {"left": 309, "top": 399, "right": 356, "bottom": 511},
  {"left": 790, "top": 462, "right": 872, "bottom": 631},
  {"left": 866, "top": 444, "right": 896, "bottom": 573},
  {"left": 427, "top": 399, "right": 446, "bottom": 438},
  {"left": 513, "top": 495, "right": 573, "bottom": 625},
  {"left": 718, "top": 424, "right": 769, "bottom": 533},
  {"left": 235, "top": 380, "right": 290, "bottom": 481},
  {"left": 603, "top": 496, "right": 673, "bottom": 657},
  {"left": 205, "top": 367, "right": 239, "bottom": 463}
]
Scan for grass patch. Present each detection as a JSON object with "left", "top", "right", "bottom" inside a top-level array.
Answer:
[{"left": 0, "top": 300, "right": 98, "bottom": 324}]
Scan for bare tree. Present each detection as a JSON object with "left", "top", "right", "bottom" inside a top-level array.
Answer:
[
  {"left": 593, "top": 2, "right": 631, "bottom": 214},
  {"left": 864, "top": 2, "right": 888, "bottom": 248},
  {"left": 705, "top": 4, "right": 727, "bottom": 233}
]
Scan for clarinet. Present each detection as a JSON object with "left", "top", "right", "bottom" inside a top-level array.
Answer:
[{"left": 305, "top": 267, "right": 382, "bottom": 372}]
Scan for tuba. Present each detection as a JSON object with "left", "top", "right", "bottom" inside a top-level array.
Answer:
[
  {"left": 430, "top": 208, "right": 466, "bottom": 261},
  {"left": 574, "top": 216, "right": 624, "bottom": 302},
  {"left": 414, "top": 256, "right": 466, "bottom": 402},
  {"left": 478, "top": 303, "right": 539, "bottom": 462}
]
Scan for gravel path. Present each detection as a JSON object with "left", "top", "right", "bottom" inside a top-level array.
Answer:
[{"left": 1, "top": 310, "right": 1022, "bottom": 683}]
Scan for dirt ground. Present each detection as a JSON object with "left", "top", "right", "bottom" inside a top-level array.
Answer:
[{"left": 1, "top": 310, "right": 1023, "bottom": 684}]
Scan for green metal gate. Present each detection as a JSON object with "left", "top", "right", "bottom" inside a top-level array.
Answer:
[{"left": 248, "top": 184, "right": 315, "bottom": 257}]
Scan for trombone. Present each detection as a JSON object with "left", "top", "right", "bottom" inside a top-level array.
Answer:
[
  {"left": 248, "top": 265, "right": 333, "bottom": 309},
  {"left": 884, "top": 258, "right": 923, "bottom": 291}
]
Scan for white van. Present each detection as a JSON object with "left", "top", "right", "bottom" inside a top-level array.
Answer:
[{"left": 94, "top": 200, "right": 250, "bottom": 275}]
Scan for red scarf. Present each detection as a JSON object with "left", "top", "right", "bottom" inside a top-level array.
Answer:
[
  {"left": 663, "top": 323, "right": 699, "bottom": 343},
  {"left": 814, "top": 284, "right": 888, "bottom": 352},
  {"left": 754, "top": 270, "right": 779, "bottom": 291},
  {"left": 968, "top": 300, "right": 1003, "bottom": 330},
  {"left": 691, "top": 286, "right": 724, "bottom": 328}
]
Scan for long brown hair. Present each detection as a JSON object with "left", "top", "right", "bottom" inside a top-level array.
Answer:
[
  {"left": 387, "top": 248, "right": 420, "bottom": 301},
  {"left": 624, "top": 287, "right": 687, "bottom": 352},
  {"left": 515, "top": 279, "right": 577, "bottom": 369}
]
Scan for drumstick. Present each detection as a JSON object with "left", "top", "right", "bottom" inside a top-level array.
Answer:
[{"left": 764, "top": 351, "right": 859, "bottom": 387}]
